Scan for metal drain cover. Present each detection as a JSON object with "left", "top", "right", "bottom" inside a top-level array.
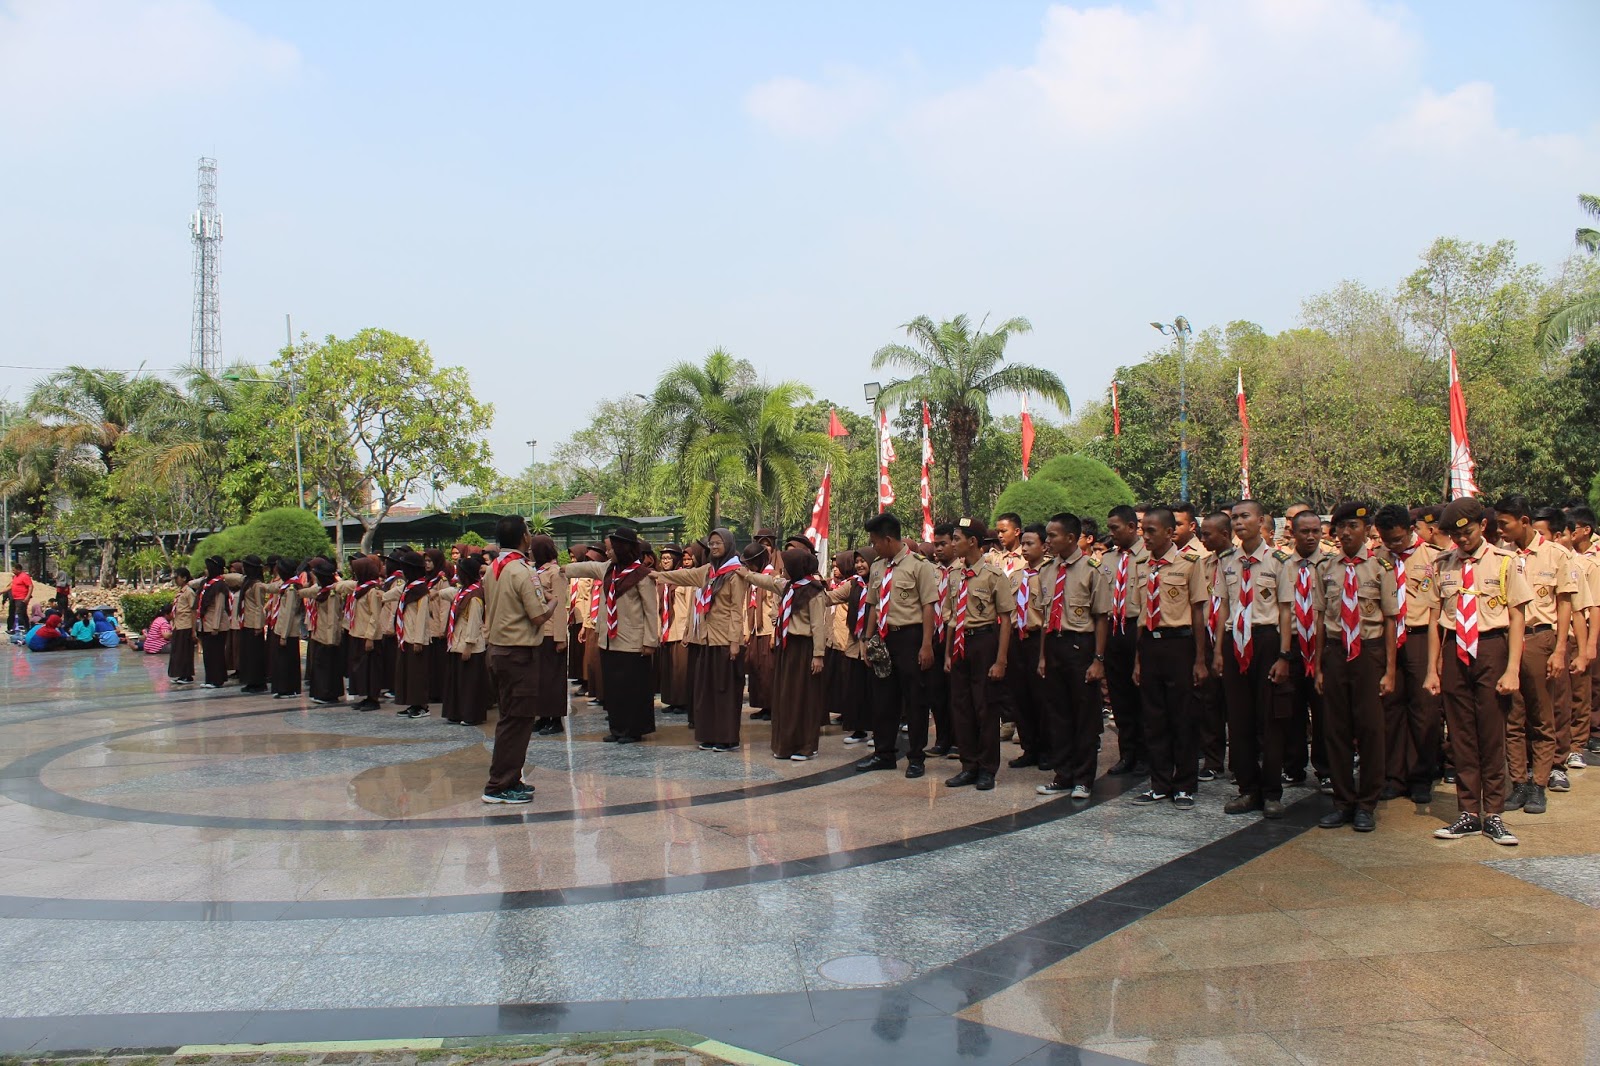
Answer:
[{"left": 815, "top": 954, "right": 913, "bottom": 986}]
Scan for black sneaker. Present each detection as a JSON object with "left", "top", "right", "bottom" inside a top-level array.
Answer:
[
  {"left": 1548, "top": 769, "right": 1571, "bottom": 793},
  {"left": 1036, "top": 781, "right": 1071, "bottom": 796},
  {"left": 1505, "top": 782, "right": 1529, "bottom": 810},
  {"left": 1198, "top": 768, "right": 1220, "bottom": 783},
  {"left": 1171, "top": 792, "right": 1195, "bottom": 810},
  {"left": 406, "top": 706, "right": 429, "bottom": 719},
  {"left": 1522, "top": 784, "right": 1547, "bottom": 814},
  {"left": 1588, "top": 737, "right": 1600, "bottom": 755},
  {"left": 1433, "top": 812, "right": 1482, "bottom": 839},
  {"left": 1481, "top": 815, "right": 1519, "bottom": 846},
  {"left": 1131, "top": 790, "right": 1168, "bottom": 805},
  {"left": 481, "top": 787, "right": 533, "bottom": 805}
]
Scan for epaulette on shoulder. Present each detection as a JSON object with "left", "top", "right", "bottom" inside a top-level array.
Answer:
[
  {"left": 1087, "top": 557, "right": 1101, "bottom": 568},
  {"left": 1272, "top": 549, "right": 1290, "bottom": 562},
  {"left": 1180, "top": 550, "right": 1199, "bottom": 563},
  {"left": 1377, "top": 557, "right": 1394, "bottom": 571},
  {"left": 1216, "top": 546, "right": 1236, "bottom": 558}
]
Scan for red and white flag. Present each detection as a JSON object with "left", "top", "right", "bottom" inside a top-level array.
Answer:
[
  {"left": 877, "top": 408, "right": 896, "bottom": 513},
  {"left": 1448, "top": 348, "right": 1478, "bottom": 498},
  {"left": 920, "top": 401, "right": 934, "bottom": 541},
  {"left": 1236, "top": 368, "right": 1251, "bottom": 499},
  {"left": 805, "top": 464, "right": 832, "bottom": 561},
  {"left": 1020, "top": 395, "right": 1035, "bottom": 480},
  {"left": 1111, "top": 381, "right": 1121, "bottom": 437}
]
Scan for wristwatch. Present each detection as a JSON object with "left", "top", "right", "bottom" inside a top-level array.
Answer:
[{"left": 1093, "top": 653, "right": 1105, "bottom": 663}]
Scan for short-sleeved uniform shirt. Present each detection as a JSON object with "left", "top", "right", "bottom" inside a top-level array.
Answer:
[
  {"left": 867, "top": 546, "right": 940, "bottom": 631},
  {"left": 1103, "top": 545, "right": 1149, "bottom": 630},
  {"left": 1434, "top": 540, "right": 1533, "bottom": 633},
  {"left": 1316, "top": 550, "right": 1401, "bottom": 639},
  {"left": 1512, "top": 534, "right": 1579, "bottom": 627},
  {"left": 1036, "top": 551, "right": 1103, "bottom": 634},
  {"left": 1135, "top": 546, "right": 1209, "bottom": 630},
  {"left": 1380, "top": 537, "right": 1441, "bottom": 629},
  {"left": 1214, "top": 541, "right": 1283, "bottom": 629},
  {"left": 945, "top": 560, "right": 1016, "bottom": 630}
]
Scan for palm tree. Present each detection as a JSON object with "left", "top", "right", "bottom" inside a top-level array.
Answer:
[
  {"left": 684, "top": 381, "right": 842, "bottom": 533},
  {"left": 650, "top": 348, "right": 757, "bottom": 530},
  {"left": 1540, "top": 193, "right": 1600, "bottom": 352},
  {"left": 873, "top": 314, "right": 1070, "bottom": 513}
]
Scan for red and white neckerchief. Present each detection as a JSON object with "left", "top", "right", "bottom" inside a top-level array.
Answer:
[
  {"left": 1046, "top": 557, "right": 1071, "bottom": 633},
  {"left": 934, "top": 565, "right": 949, "bottom": 641},
  {"left": 1015, "top": 567, "right": 1037, "bottom": 633},
  {"left": 1144, "top": 557, "right": 1166, "bottom": 632},
  {"left": 875, "top": 560, "right": 898, "bottom": 640},
  {"left": 1456, "top": 550, "right": 1479, "bottom": 664},
  {"left": 394, "top": 579, "right": 429, "bottom": 642},
  {"left": 749, "top": 561, "right": 774, "bottom": 613},
  {"left": 568, "top": 577, "right": 582, "bottom": 617},
  {"left": 1206, "top": 576, "right": 1221, "bottom": 644},
  {"left": 194, "top": 575, "right": 227, "bottom": 634},
  {"left": 446, "top": 582, "right": 481, "bottom": 645},
  {"left": 1111, "top": 549, "right": 1131, "bottom": 632},
  {"left": 1340, "top": 552, "right": 1364, "bottom": 661},
  {"left": 588, "top": 578, "right": 602, "bottom": 625},
  {"left": 1393, "top": 538, "right": 1419, "bottom": 648},
  {"left": 1293, "top": 558, "right": 1317, "bottom": 676},
  {"left": 491, "top": 550, "right": 524, "bottom": 580},
  {"left": 228, "top": 588, "right": 242, "bottom": 626},
  {"left": 604, "top": 562, "right": 643, "bottom": 642},
  {"left": 849, "top": 576, "right": 869, "bottom": 639},
  {"left": 1230, "top": 553, "right": 1257, "bottom": 672},
  {"left": 777, "top": 576, "right": 817, "bottom": 646},
  {"left": 693, "top": 556, "right": 744, "bottom": 626},
  {"left": 266, "top": 583, "right": 286, "bottom": 630},
  {"left": 306, "top": 581, "right": 326, "bottom": 635},
  {"left": 342, "top": 580, "right": 379, "bottom": 628},
  {"left": 951, "top": 568, "right": 974, "bottom": 661},
  {"left": 659, "top": 582, "right": 673, "bottom": 642}
]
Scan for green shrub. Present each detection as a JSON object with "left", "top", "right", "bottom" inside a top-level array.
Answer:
[
  {"left": 458, "top": 530, "right": 487, "bottom": 548},
  {"left": 1033, "top": 453, "right": 1137, "bottom": 522},
  {"left": 121, "top": 590, "right": 176, "bottom": 633},
  {"left": 191, "top": 527, "right": 246, "bottom": 565},
  {"left": 237, "top": 507, "right": 332, "bottom": 562},
  {"left": 992, "top": 479, "right": 1075, "bottom": 528}
]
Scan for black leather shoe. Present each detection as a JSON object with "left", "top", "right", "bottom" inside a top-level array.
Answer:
[
  {"left": 1378, "top": 784, "right": 1404, "bottom": 801},
  {"left": 1107, "top": 758, "right": 1139, "bottom": 775},
  {"left": 602, "top": 734, "right": 620, "bottom": 743},
  {"left": 923, "top": 744, "right": 954, "bottom": 758},
  {"left": 1408, "top": 784, "right": 1433, "bottom": 804},
  {"left": 1353, "top": 810, "right": 1376, "bottom": 832},
  {"left": 1009, "top": 752, "right": 1039, "bottom": 769},
  {"left": 904, "top": 762, "right": 925, "bottom": 779},
  {"left": 1318, "top": 809, "right": 1355, "bottom": 829},
  {"left": 855, "top": 755, "right": 896, "bottom": 773},
  {"left": 945, "top": 770, "right": 978, "bottom": 787},
  {"left": 975, "top": 772, "right": 996, "bottom": 791},
  {"left": 1038, "top": 761, "right": 1055, "bottom": 772}
]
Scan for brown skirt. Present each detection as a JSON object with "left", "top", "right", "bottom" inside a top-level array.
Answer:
[
  {"left": 824, "top": 648, "right": 872, "bottom": 731},
  {"left": 567, "top": 624, "right": 584, "bottom": 680},
  {"left": 693, "top": 643, "right": 743, "bottom": 746},
  {"left": 533, "top": 638, "right": 567, "bottom": 718},
  {"left": 270, "top": 635, "right": 302, "bottom": 695},
  {"left": 394, "top": 642, "right": 432, "bottom": 706},
  {"left": 745, "top": 634, "right": 774, "bottom": 709},
  {"left": 661, "top": 641, "right": 692, "bottom": 708},
  {"left": 582, "top": 631, "right": 604, "bottom": 699},
  {"left": 168, "top": 628, "right": 196, "bottom": 681},
  {"left": 428, "top": 637, "right": 448, "bottom": 702},
  {"left": 771, "top": 635, "right": 824, "bottom": 758},
  {"left": 307, "top": 639, "right": 344, "bottom": 703},
  {"left": 347, "top": 639, "right": 387, "bottom": 699},
  {"left": 379, "top": 635, "right": 397, "bottom": 696},
  {"left": 443, "top": 651, "right": 490, "bottom": 724}
]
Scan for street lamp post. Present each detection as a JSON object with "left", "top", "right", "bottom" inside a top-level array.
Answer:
[
  {"left": 1150, "top": 317, "right": 1193, "bottom": 502},
  {"left": 526, "top": 440, "right": 537, "bottom": 520}
]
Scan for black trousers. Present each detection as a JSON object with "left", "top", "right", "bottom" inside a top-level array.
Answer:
[
  {"left": 1223, "top": 627, "right": 1285, "bottom": 801},
  {"left": 1104, "top": 625, "right": 1143, "bottom": 764},
  {"left": 1321, "top": 639, "right": 1387, "bottom": 812},
  {"left": 949, "top": 626, "right": 1003, "bottom": 775},
  {"left": 270, "top": 635, "right": 302, "bottom": 695},
  {"left": 1383, "top": 631, "right": 1443, "bottom": 789},
  {"left": 6, "top": 597, "right": 27, "bottom": 631},
  {"left": 199, "top": 631, "right": 229, "bottom": 687},
  {"left": 1041, "top": 630, "right": 1099, "bottom": 788},
  {"left": 1282, "top": 645, "right": 1328, "bottom": 780},
  {"left": 1139, "top": 631, "right": 1199, "bottom": 796},
  {"left": 1006, "top": 631, "right": 1049, "bottom": 758},
  {"left": 237, "top": 629, "right": 267, "bottom": 689},
  {"left": 927, "top": 634, "right": 952, "bottom": 747},
  {"left": 871, "top": 626, "right": 931, "bottom": 764},
  {"left": 602, "top": 648, "right": 655, "bottom": 739},
  {"left": 168, "top": 629, "right": 195, "bottom": 681},
  {"left": 306, "top": 640, "right": 345, "bottom": 702}
]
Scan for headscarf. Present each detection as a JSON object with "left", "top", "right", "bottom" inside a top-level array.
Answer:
[
  {"left": 705, "top": 527, "right": 741, "bottom": 598},
  {"left": 606, "top": 532, "right": 652, "bottom": 598},
  {"left": 198, "top": 555, "right": 228, "bottom": 619},
  {"left": 688, "top": 539, "right": 708, "bottom": 567},
  {"left": 424, "top": 547, "right": 453, "bottom": 582},
  {"left": 528, "top": 535, "right": 559, "bottom": 568},
  {"left": 834, "top": 550, "right": 866, "bottom": 628},
  {"left": 781, "top": 547, "right": 823, "bottom": 611}
]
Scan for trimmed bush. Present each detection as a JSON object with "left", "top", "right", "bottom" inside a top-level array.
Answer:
[
  {"left": 458, "top": 530, "right": 487, "bottom": 548},
  {"left": 1033, "top": 454, "right": 1137, "bottom": 523},
  {"left": 191, "top": 527, "right": 246, "bottom": 565},
  {"left": 238, "top": 507, "right": 333, "bottom": 562},
  {"left": 121, "top": 590, "right": 176, "bottom": 634},
  {"left": 992, "top": 479, "right": 1075, "bottom": 528}
]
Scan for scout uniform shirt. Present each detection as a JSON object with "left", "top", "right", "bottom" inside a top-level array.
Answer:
[
  {"left": 1434, "top": 540, "right": 1533, "bottom": 634},
  {"left": 482, "top": 553, "right": 552, "bottom": 646},
  {"left": 1035, "top": 549, "right": 1104, "bottom": 634},
  {"left": 866, "top": 546, "right": 940, "bottom": 634},
  {"left": 538, "top": 562, "right": 570, "bottom": 643},
  {"left": 746, "top": 565, "right": 776, "bottom": 642},
  {"left": 1277, "top": 547, "right": 1330, "bottom": 657},
  {"left": 1009, "top": 560, "right": 1047, "bottom": 633},
  {"left": 573, "top": 576, "right": 598, "bottom": 634},
  {"left": 1570, "top": 549, "right": 1600, "bottom": 616},
  {"left": 653, "top": 563, "right": 750, "bottom": 648},
  {"left": 1102, "top": 543, "right": 1150, "bottom": 633},
  {"left": 1214, "top": 541, "right": 1285, "bottom": 630},
  {"left": 829, "top": 576, "right": 868, "bottom": 658},
  {"left": 446, "top": 591, "right": 486, "bottom": 656},
  {"left": 238, "top": 578, "right": 270, "bottom": 631},
  {"left": 344, "top": 582, "right": 386, "bottom": 642},
  {"left": 1316, "top": 549, "right": 1401, "bottom": 640},
  {"left": 565, "top": 561, "right": 661, "bottom": 653},
  {"left": 386, "top": 582, "right": 432, "bottom": 650},
  {"left": 191, "top": 572, "right": 244, "bottom": 633},
  {"left": 172, "top": 585, "right": 197, "bottom": 632},
  {"left": 1380, "top": 536, "right": 1441, "bottom": 631},
  {"left": 267, "top": 579, "right": 303, "bottom": 641},
  {"left": 984, "top": 546, "right": 1026, "bottom": 581},
  {"left": 944, "top": 559, "right": 1017, "bottom": 632},
  {"left": 743, "top": 571, "right": 832, "bottom": 657},
  {"left": 298, "top": 581, "right": 352, "bottom": 646},
  {"left": 1512, "top": 533, "right": 1579, "bottom": 630},
  {"left": 427, "top": 575, "right": 451, "bottom": 641},
  {"left": 1136, "top": 546, "right": 1210, "bottom": 631}
]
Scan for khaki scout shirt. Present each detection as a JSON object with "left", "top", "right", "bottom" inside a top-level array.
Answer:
[
  {"left": 1035, "top": 550, "right": 1102, "bottom": 634},
  {"left": 386, "top": 583, "right": 433, "bottom": 648},
  {"left": 572, "top": 576, "right": 597, "bottom": 632},
  {"left": 447, "top": 594, "right": 486, "bottom": 656},
  {"left": 945, "top": 560, "right": 1016, "bottom": 630},
  {"left": 1102, "top": 545, "right": 1149, "bottom": 629},
  {"left": 1380, "top": 538, "right": 1441, "bottom": 629},
  {"left": 1435, "top": 540, "right": 1533, "bottom": 633},
  {"left": 565, "top": 561, "right": 661, "bottom": 653},
  {"left": 538, "top": 563, "right": 569, "bottom": 641},
  {"left": 1511, "top": 533, "right": 1579, "bottom": 627},
  {"left": 268, "top": 580, "right": 303, "bottom": 640},
  {"left": 666, "top": 585, "right": 693, "bottom": 642},
  {"left": 483, "top": 553, "right": 552, "bottom": 646},
  {"left": 343, "top": 584, "right": 386, "bottom": 641},
  {"left": 298, "top": 580, "right": 351, "bottom": 646},
  {"left": 744, "top": 571, "right": 830, "bottom": 653},
  {"left": 171, "top": 585, "right": 197, "bottom": 631},
  {"left": 1277, "top": 548, "right": 1329, "bottom": 610},
  {"left": 238, "top": 580, "right": 269, "bottom": 630},
  {"left": 654, "top": 562, "right": 750, "bottom": 648},
  {"left": 867, "top": 546, "right": 941, "bottom": 632},
  {"left": 427, "top": 576, "right": 451, "bottom": 639},
  {"left": 190, "top": 572, "right": 243, "bottom": 633},
  {"left": 746, "top": 567, "right": 776, "bottom": 639},
  {"left": 1571, "top": 551, "right": 1600, "bottom": 614},
  {"left": 985, "top": 547, "right": 1026, "bottom": 579},
  {"left": 1136, "top": 546, "right": 1209, "bottom": 630},
  {"left": 830, "top": 578, "right": 868, "bottom": 657},
  {"left": 1214, "top": 541, "right": 1285, "bottom": 630},
  {"left": 1316, "top": 550, "right": 1400, "bottom": 639}
]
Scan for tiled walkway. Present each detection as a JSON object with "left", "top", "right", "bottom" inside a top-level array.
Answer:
[{"left": 3, "top": 648, "right": 1595, "bottom": 1064}]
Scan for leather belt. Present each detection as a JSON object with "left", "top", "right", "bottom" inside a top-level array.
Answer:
[
  {"left": 1525, "top": 623, "right": 1555, "bottom": 634},
  {"left": 1445, "top": 629, "right": 1506, "bottom": 641},
  {"left": 1406, "top": 624, "right": 1431, "bottom": 635},
  {"left": 1141, "top": 626, "right": 1194, "bottom": 640}
]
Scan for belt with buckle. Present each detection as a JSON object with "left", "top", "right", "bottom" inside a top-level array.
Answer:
[
  {"left": 1445, "top": 629, "right": 1506, "bottom": 641},
  {"left": 1526, "top": 623, "right": 1555, "bottom": 634},
  {"left": 1406, "top": 624, "right": 1431, "bottom": 635},
  {"left": 1141, "top": 626, "right": 1194, "bottom": 640}
]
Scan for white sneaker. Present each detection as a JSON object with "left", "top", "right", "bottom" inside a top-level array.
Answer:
[
  {"left": 1566, "top": 751, "right": 1587, "bottom": 770},
  {"left": 790, "top": 753, "right": 815, "bottom": 762},
  {"left": 1071, "top": 784, "right": 1091, "bottom": 799},
  {"left": 843, "top": 733, "right": 870, "bottom": 745}
]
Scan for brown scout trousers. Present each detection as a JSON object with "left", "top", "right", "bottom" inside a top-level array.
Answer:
[
  {"left": 1320, "top": 639, "right": 1386, "bottom": 812},
  {"left": 1440, "top": 630, "right": 1512, "bottom": 816},
  {"left": 1507, "top": 628, "right": 1559, "bottom": 787},
  {"left": 1382, "top": 628, "right": 1443, "bottom": 791},
  {"left": 948, "top": 625, "right": 1003, "bottom": 776},
  {"left": 1222, "top": 626, "right": 1284, "bottom": 802}
]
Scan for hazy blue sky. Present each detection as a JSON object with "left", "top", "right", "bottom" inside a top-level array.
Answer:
[{"left": 3, "top": 0, "right": 1596, "bottom": 478}]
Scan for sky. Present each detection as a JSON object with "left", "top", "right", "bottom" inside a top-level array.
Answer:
[{"left": 2, "top": 0, "right": 1597, "bottom": 479}]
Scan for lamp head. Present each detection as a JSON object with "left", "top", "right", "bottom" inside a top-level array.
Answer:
[{"left": 863, "top": 381, "right": 881, "bottom": 405}]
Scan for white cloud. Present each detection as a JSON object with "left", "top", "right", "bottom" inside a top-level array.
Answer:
[
  {"left": 744, "top": 67, "right": 888, "bottom": 139},
  {"left": 0, "top": 0, "right": 299, "bottom": 129}
]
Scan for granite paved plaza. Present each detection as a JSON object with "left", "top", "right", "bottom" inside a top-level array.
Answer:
[{"left": 4, "top": 648, "right": 1597, "bottom": 1065}]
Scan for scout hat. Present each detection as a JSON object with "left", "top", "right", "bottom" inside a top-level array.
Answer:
[{"left": 1440, "top": 497, "right": 1485, "bottom": 530}]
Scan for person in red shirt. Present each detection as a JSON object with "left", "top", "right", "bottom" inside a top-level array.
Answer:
[{"left": 7, "top": 568, "right": 33, "bottom": 633}]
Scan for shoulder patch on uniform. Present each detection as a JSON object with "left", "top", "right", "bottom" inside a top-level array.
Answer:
[
  {"left": 1087, "top": 557, "right": 1101, "bottom": 568},
  {"left": 1378, "top": 558, "right": 1394, "bottom": 571},
  {"left": 1179, "top": 551, "right": 1199, "bottom": 563},
  {"left": 1271, "top": 549, "right": 1289, "bottom": 562},
  {"left": 1216, "top": 546, "right": 1236, "bottom": 558}
]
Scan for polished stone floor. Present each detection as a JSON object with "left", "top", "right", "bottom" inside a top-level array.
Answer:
[{"left": 2, "top": 648, "right": 1595, "bottom": 1064}]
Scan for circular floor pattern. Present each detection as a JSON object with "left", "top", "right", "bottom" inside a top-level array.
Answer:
[{"left": 814, "top": 954, "right": 915, "bottom": 986}]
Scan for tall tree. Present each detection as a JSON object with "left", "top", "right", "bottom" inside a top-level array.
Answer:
[
  {"left": 649, "top": 348, "right": 757, "bottom": 532},
  {"left": 286, "top": 329, "right": 495, "bottom": 554},
  {"left": 1540, "top": 193, "right": 1600, "bottom": 352},
  {"left": 872, "top": 315, "right": 1069, "bottom": 513}
]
